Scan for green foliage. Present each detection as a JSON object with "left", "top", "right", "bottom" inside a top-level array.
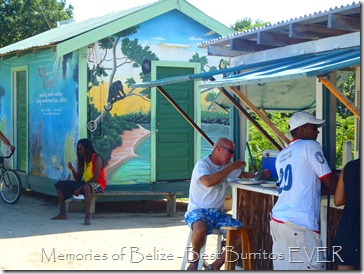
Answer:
[
  {"left": 122, "top": 111, "right": 151, "bottom": 124},
  {"left": 121, "top": 37, "right": 157, "bottom": 66},
  {"left": 120, "top": 37, "right": 159, "bottom": 88},
  {"left": 205, "top": 92, "right": 217, "bottom": 103},
  {"left": 189, "top": 52, "right": 218, "bottom": 74},
  {"left": 247, "top": 109, "right": 356, "bottom": 171},
  {"left": 201, "top": 111, "right": 229, "bottom": 125},
  {"left": 336, "top": 114, "right": 355, "bottom": 168},
  {"left": 87, "top": 27, "right": 139, "bottom": 88},
  {"left": 327, "top": 73, "right": 356, "bottom": 167},
  {"left": 98, "top": 27, "right": 139, "bottom": 50},
  {"left": 87, "top": 66, "right": 100, "bottom": 88},
  {"left": 87, "top": 103, "right": 140, "bottom": 166},
  {"left": 0, "top": 0, "right": 74, "bottom": 48},
  {"left": 247, "top": 112, "right": 290, "bottom": 171},
  {"left": 202, "top": 72, "right": 356, "bottom": 170},
  {"left": 337, "top": 74, "right": 356, "bottom": 118},
  {"left": 189, "top": 53, "right": 208, "bottom": 73},
  {"left": 88, "top": 27, "right": 159, "bottom": 99},
  {"left": 125, "top": 78, "right": 136, "bottom": 87},
  {"left": 231, "top": 17, "right": 270, "bottom": 32}
]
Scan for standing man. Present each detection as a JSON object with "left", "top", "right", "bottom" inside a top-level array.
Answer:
[
  {"left": 185, "top": 137, "right": 270, "bottom": 270},
  {"left": 270, "top": 111, "right": 337, "bottom": 270}
]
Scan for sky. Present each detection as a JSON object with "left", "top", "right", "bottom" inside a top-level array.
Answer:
[{"left": 65, "top": 0, "right": 357, "bottom": 27}]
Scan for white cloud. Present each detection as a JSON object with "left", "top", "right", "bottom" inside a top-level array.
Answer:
[
  {"left": 153, "top": 37, "right": 166, "bottom": 41},
  {"left": 188, "top": 36, "right": 205, "bottom": 41}
]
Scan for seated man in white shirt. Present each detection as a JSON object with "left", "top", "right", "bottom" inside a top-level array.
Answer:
[{"left": 185, "top": 137, "right": 270, "bottom": 270}]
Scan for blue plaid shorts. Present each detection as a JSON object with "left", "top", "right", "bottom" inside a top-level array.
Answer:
[{"left": 185, "top": 208, "right": 244, "bottom": 237}]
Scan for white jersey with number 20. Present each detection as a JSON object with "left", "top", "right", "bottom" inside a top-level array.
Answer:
[{"left": 272, "top": 139, "right": 332, "bottom": 231}]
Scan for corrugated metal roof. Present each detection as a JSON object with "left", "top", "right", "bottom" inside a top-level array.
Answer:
[
  {"left": 198, "top": 2, "right": 360, "bottom": 57},
  {"left": 0, "top": 1, "right": 157, "bottom": 56},
  {"left": 0, "top": 0, "right": 235, "bottom": 58}
]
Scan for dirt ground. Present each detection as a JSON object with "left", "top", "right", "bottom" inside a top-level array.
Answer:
[{"left": 0, "top": 190, "right": 196, "bottom": 271}]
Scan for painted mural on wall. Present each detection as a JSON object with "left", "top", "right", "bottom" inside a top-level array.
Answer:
[
  {"left": 0, "top": 70, "right": 12, "bottom": 156},
  {"left": 0, "top": 50, "right": 79, "bottom": 179},
  {"left": 28, "top": 51, "right": 79, "bottom": 180},
  {"left": 86, "top": 10, "right": 230, "bottom": 185}
]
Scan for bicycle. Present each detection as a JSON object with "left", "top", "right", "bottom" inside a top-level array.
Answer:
[{"left": 0, "top": 149, "right": 22, "bottom": 204}]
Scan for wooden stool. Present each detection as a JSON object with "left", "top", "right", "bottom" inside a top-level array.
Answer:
[
  {"left": 180, "top": 228, "right": 223, "bottom": 270},
  {"left": 221, "top": 226, "right": 253, "bottom": 270}
]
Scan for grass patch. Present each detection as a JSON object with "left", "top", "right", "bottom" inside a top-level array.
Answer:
[{"left": 177, "top": 197, "right": 189, "bottom": 203}]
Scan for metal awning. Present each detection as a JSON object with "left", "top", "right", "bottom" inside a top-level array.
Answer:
[
  {"left": 202, "top": 47, "right": 360, "bottom": 119},
  {"left": 131, "top": 47, "right": 360, "bottom": 150},
  {"left": 133, "top": 47, "right": 359, "bottom": 91},
  {"left": 132, "top": 47, "right": 359, "bottom": 113},
  {"left": 199, "top": 47, "right": 360, "bottom": 89}
]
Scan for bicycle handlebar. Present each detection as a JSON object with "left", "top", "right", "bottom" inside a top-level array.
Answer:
[{"left": 3, "top": 147, "right": 15, "bottom": 159}]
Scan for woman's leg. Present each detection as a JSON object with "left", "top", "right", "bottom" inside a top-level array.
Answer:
[
  {"left": 83, "top": 184, "right": 92, "bottom": 225},
  {"left": 51, "top": 184, "right": 67, "bottom": 220}
]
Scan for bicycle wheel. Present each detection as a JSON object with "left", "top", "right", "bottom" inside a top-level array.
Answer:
[{"left": 0, "top": 169, "right": 22, "bottom": 204}]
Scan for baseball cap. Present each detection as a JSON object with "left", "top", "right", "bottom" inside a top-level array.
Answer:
[{"left": 289, "top": 111, "right": 325, "bottom": 131}]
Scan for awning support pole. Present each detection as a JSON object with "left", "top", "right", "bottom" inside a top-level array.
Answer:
[
  {"left": 319, "top": 77, "right": 360, "bottom": 120},
  {"left": 156, "top": 85, "right": 214, "bottom": 147},
  {"left": 218, "top": 87, "right": 283, "bottom": 151},
  {"left": 260, "top": 108, "right": 287, "bottom": 148},
  {"left": 226, "top": 86, "right": 291, "bottom": 146}
]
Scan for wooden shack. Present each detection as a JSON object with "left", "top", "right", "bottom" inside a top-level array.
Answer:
[{"left": 0, "top": 0, "right": 234, "bottom": 199}]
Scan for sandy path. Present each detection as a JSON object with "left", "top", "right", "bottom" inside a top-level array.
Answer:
[
  {"left": 104, "top": 126, "right": 151, "bottom": 178},
  {"left": 0, "top": 191, "right": 190, "bottom": 271}
]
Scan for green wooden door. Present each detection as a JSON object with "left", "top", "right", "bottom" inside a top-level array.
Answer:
[
  {"left": 14, "top": 70, "right": 28, "bottom": 172},
  {"left": 155, "top": 66, "right": 195, "bottom": 181}
]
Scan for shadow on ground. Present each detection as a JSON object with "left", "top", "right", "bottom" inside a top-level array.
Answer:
[{"left": 0, "top": 190, "right": 188, "bottom": 239}]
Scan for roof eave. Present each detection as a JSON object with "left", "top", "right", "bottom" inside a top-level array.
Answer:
[{"left": 57, "top": 0, "right": 234, "bottom": 57}]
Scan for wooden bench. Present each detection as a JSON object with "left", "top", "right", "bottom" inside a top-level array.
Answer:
[{"left": 67, "top": 191, "right": 182, "bottom": 217}]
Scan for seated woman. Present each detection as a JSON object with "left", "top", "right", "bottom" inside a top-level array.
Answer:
[{"left": 51, "top": 138, "right": 107, "bottom": 225}]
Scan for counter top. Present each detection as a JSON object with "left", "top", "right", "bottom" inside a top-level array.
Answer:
[
  {"left": 228, "top": 180, "right": 278, "bottom": 219},
  {"left": 227, "top": 180, "right": 341, "bottom": 217},
  {"left": 228, "top": 181, "right": 278, "bottom": 197}
]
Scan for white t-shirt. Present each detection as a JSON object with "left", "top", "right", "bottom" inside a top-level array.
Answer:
[
  {"left": 186, "top": 156, "right": 241, "bottom": 214},
  {"left": 272, "top": 139, "right": 333, "bottom": 231}
]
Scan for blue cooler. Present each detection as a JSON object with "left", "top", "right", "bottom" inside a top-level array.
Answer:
[{"left": 262, "top": 150, "right": 279, "bottom": 180}]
